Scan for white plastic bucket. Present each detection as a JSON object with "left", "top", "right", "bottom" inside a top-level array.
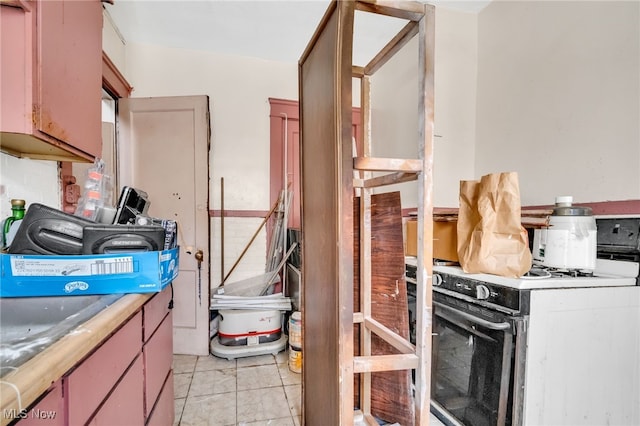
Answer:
[{"left": 289, "top": 311, "right": 302, "bottom": 349}]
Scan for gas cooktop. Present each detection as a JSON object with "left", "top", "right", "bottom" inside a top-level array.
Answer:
[{"left": 432, "top": 258, "right": 638, "bottom": 290}]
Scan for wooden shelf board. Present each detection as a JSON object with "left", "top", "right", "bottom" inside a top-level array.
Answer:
[
  {"left": 353, "top": 157, "right": 422, "bottom": 173},
  {"left": 364, "top": 316, "right": 414, "bottom": 355},
  {"left": 354, "top": 354, "right": 419, "bottom": 373},
  {"left": 365, "top": 21, "right": 419, "bottom": 75},
  {"left": 354, "top": 171, "right": 419, "bottom": 188},
  {"left": 356, "top": 0, "right": 425, "bottom": 22}
]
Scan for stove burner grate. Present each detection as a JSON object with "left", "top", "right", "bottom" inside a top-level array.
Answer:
[{"left": 523, "top": 265, "right": 596, "bottom": 279}]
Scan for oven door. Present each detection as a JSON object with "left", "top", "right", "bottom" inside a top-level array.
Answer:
[{"left": 431, "top": 297, "right": 516, "bottom": 426}]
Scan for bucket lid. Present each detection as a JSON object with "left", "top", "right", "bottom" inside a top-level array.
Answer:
[{"left": 552, "top": 196, "right": 592, "bottom": 216}]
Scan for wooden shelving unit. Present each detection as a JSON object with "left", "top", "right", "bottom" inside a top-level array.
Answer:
[{"left": 299, "top": 1, "right": 435, "bottom": 425}]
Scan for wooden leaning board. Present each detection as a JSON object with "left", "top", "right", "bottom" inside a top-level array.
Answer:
[{"left": 354, "top": 191, "right": 414, "bottom": 425}]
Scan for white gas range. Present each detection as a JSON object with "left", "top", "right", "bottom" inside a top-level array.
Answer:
[{"left": 421, "top": 217, "right": 640, "bottom": 426}]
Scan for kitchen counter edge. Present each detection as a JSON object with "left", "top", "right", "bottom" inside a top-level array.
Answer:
[{"left": 0, "top": 292, "right": 154, "bottom": 422}]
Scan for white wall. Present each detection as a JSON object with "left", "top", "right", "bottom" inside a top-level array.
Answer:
[
  {"left": 374, "top": 1, "right": 639, "bottom": 208},
  {"left": 370, "top": 7, "right": 478, "bottom": 208},
  {"left": 122, "top": 42, "right": 299, "bottom": 284},
  {"left": 102, "top": 8, "right": 127, "bottom": 77},
  {"left": 0, "top": 154, "right": 60, "bottom": 219},
  {"left": 475, "top": 0, "right": 640, "bottom": 205}
]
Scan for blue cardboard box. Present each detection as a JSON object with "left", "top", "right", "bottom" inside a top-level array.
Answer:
[{"left": 0, "top": 248, "right": 179, "bottom": 297}]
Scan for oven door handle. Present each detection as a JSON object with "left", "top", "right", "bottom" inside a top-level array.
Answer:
[{"left": 434, "top": 301, "right": 511, "bottom": 331}]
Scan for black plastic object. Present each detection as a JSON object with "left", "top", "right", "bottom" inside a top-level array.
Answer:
[
  {"left": 8, "top": 203, "right": 95, "bottom": 255},
  {"left": 82, "top": 224, "right": 166, "bottom": 254},
  {"left": 113, "top": 186, "right": 150, "bottom": 225}
]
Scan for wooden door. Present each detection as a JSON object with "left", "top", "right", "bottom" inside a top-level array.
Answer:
[{"left": 118, "top": 96, "right": 211, "bottom": 355}]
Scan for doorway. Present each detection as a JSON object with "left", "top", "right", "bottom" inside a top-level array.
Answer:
[{"left": 118, "top": 95, "right": 212, "bottom": 356}]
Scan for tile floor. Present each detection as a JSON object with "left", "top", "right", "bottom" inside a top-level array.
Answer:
[
  {"left": 173, "top": 350, "right": 445, "bottom": 426},
  {"left": 173, "top": 350, "right": 301, "bottom": 426}
]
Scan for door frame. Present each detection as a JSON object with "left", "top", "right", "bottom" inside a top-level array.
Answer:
[{"left": 268, "top": 97, "right": 362, "bottom": 237}]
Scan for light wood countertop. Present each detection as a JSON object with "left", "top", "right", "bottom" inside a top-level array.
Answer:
[{"left": 0, "top": 293, "right": 153, "bottom": 424}]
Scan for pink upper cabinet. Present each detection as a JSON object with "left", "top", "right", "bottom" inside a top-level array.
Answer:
[{"left": 0, "top": 0, "right": 103, "bottom": 162}]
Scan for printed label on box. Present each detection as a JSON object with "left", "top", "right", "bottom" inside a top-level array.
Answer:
[{"left": 9, "top": 256, "right": 135, "bottom": 277}]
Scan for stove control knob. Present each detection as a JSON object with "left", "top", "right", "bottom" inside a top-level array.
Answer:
[
  {"left": 433, "top": 274, "right": 442, "bottom": 286},
  {"left": 476, "top": 285, "right": 490, "bottom": 300}
]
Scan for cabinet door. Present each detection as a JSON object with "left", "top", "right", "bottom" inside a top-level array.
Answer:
[
  {"left": 88, "top": 356, "right": 145, "bottom": 426},
  {"left": 37, "top": 0, "right": 102, "bottom": 157},
  {"left": 144, "top": 284, "right": 172, "bottom": 342},
  {"left": 144, "top": 311, "right": 173, "bottom": 416},
  {"left": 146, "top": 372, "right": 175, "bottom": 426},
  {"left": 65, "top": 311, "right": 142, "bottom": 425},
  {"left": 16, "top": 381, "right": 64, "bottom": 426},
  {"left": 0, "top": 4, "right": 31, "bottom": 136}
]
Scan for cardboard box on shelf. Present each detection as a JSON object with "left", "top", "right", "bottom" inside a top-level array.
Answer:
[
  {"left": 0, "top": 247, "right": 179, "bottom": 297},
  {"left": 405, "top": 219, "right": 458, "bottom": 262}
]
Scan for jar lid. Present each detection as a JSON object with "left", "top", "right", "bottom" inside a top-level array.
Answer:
[
  {"left": 552, "top": 206, "right": 593, "bottom": 216},
  {"left": 551, "top": 195, "right": 592, "bottom": 216}
]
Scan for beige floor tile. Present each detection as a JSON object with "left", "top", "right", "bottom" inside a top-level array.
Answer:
[
  {"left": 189, "top": 368, "right": 237, "bottom": 397},
  {"left": 277, "top": 361, "right": 302, "bottom": 386},
  {"left": 196, "top": 354, "right": 236, "bottom": 371},
  {"left": 238, "top": 417, "right": 295, "bottom": 425},
  {"left": 174, "top": 372, "right": 192, "bottom": 399},
  {"left": 236, "top": 387, "right": 291, "bottom": 423},
  {"left": 237, "top": 364, "right": 282, "bottom": 391},
  {"left": 236, "top": 354, "right": 277, "bottom": 368},
  {"left": 173, "top": 354, "right": 198, "bottom": 374},
  {"left": 275, "top": 349, "right": 289, "bottom": 366},
  {"left": 174, "top": 398, "right": 186, "bottom": 426},
  {"left": 284, "top": 384, "right": 301, "bottom": 417},
  {"left": 174, "top": 352, "right": 304, "bottom": 426},
  {"left": 180, "top": 392, "right": 236, "bottom": 426}
]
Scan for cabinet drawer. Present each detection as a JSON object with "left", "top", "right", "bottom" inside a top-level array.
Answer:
[
  {"left": 146, "top": 371, "right": 174, "bottom": 426},
  {"left": 17, "top": 381, "right": 64, "bottom": 426},
  {"left": 144, "top": 285, "right": 172, "bottom": 342},
  {"left": 144, "top": 311, "right": 173, "bottom": 414},
  {"left": 65, "top": 311, "right": 142, "bottom": 425},
  {"left": 88, "top": 355, "right": 145, "bottom": 426}
]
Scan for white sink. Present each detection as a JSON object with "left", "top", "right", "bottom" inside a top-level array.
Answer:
[{"left": 0, "top": 294, "right": 123, "bottom": 374}]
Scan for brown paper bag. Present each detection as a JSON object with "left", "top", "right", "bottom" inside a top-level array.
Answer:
[{"left": 457, "top": 172, "right": 532, "bottom": 277}]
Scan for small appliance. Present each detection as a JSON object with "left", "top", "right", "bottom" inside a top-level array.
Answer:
[
  {"left": 113, "top": 186, "right": 150, "bottom": 225},
  {"left": 532, "top": 195, "right": 596, "bottom": 271},
  {"left": 209, "top": 309, "right": 287, "bottom": 360},
  {"left": 82, "top": 224, "right": 166, "bottom": 254},
  {"left": 8, "top": 203, "right": 96, "bottom": 255}
]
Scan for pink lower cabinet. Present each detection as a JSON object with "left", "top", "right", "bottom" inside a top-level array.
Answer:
[
  {"left": 143, "top": 285, "right": 172, "bottom": 342},
  {"left": 15, "top": 288, "right": 175, "bottom": 425},
  {"left": 65, "top": 311, "right": 143, "bottom": 425},
  {"left": 143, "top": 288, "right": 174, "bottom": 424},
  {"left": 146, "top": 368, "right": 175, "bottom": 426},
  {"left": 88, "top": 356, "right": 145, "bottom": 426},
  {"left": 15, "top": 381, "right": 65, "bottom": 426}
]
